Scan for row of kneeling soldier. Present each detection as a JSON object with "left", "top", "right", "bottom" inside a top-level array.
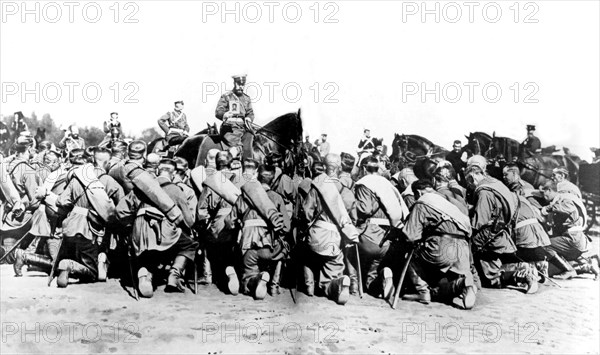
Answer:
[{"left": 1, "top": 138, "right": 598, "bottom": 309}]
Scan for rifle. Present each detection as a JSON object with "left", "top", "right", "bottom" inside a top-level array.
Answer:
[
  {"left": 355, "top": 244, "right": 364, "bottom": 298},
  {"left": 391, "top": 248, "right": 415, "bottom": 309},
  {"left": 0, "top": 232, "right": 30, "bottom": 264}
]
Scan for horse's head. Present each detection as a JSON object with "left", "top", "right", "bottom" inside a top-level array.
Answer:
[
  {"left": 392, "top": 133, "right": 409, "bottom": 157},
  {"left": 206, "top": 123, "right": 218, "bottom": 136}
]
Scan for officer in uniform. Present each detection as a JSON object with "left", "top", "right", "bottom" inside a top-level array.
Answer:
[
  {"left": 521, "top": 125, "right": 541, "bottom": 157},
  {"left": 215, "top": 74, "right": 255, "bottom": 156},
  {"left": 58, "top": 125, "right": 85, "bottom": 154},
  {"left": 357, "top": 129, "right": 375, "bottom": 166},
  {"left": 158, "top": 101, "right": 190, "bottom": 151}
]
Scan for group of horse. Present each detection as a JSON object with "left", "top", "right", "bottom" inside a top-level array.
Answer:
[{"left": 390, "top": 131, "right": 584, "bottom": 188}]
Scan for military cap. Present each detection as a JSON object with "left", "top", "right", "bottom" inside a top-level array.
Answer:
[
  {"left": 14, "top": 143, "right": 29, "bottom": 153},
  {"left": 365, "top": 157, "right": 379, "bottom": 169},
  {"left": 232, "top": 74, "right": 247, "bottom": 84},
  {"left": 215, "top": 151, "right": 233, "bottom": 169},
  {"left": 173, "top": 157, "right": 188, "bottom": 171},
  {"left": 340, "top": 152, "right": 356, "bottom": 166},
  {"left": 69, "top": 148, "right": 86, "bottom": 165},
  {"left": 466, "top": 155, "right": 487, "bottom": 172},
  {"left": 243, "top": 158, "right": 259, "bottom": 169},
  {"left": 158, "top": 158, "right": 177, "bottom": 170},
  {"left": 321, "top": 133, "right": 328, "bottom": 137},
  {"left": 16, "top": 134, "right": 33, "bottom": 145},
  {"left": 552, "top": 167, "right": 569, "bottom": 177},
  {"left": 527, "top": 125, "right": 536, "bottom": 132},
  {"left": 312, "top": 161, "right": 325, "bottom": 175},
  {"left": 174, "top": 100, "right": 184, "bottom": 106},
  {"left": 258, "top": 163, "right": 276, "bottom": 175},
  {"left": 127, "top": 140, "right": 147, "bottom": 159},
  {"left": 93, "top": 146, "right": 110, "bottom": 155},
  {"left": 38, "top": 141, "right": 52, "bottom": 151},
  {"left": 266, "top": 152, "right": 283, "bottom": 165}
]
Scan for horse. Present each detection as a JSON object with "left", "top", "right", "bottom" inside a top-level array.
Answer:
[
  {"left": 487, "top": 133, "right": 520, "bottom": 162},
  {"left": 391, "top": 133, "right": 448, "bottom": 166},
  {"left": 148, "top": 123, "right": 218, "bottom": 162},
  {"left": 463, "top": 132, "right": 492, "bottom": 158},
  {"left": 174, "top": 110, "right": 304, "bottom": 172}
]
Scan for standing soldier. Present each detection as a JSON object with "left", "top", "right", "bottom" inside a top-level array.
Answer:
[
  {"left": 465, "top": 155, "right": 538, "bottom": 294},
  {"left": 227, "top": 164, "right": 290, "bottom": 299},
  {"left": 196, "top": 151, "right": 242, "bottom": 295},
  {"left": 0, "top": 161, "right": 25, "bottom": 258},
  {"left": 215, "top": 74, "right": 255, "bottom": 157},
  {"left": 51, "top": 151, "right": 115, "bottom": 288},
  {"left": 0, "top": 118, "right": 12, "bottom": 154},
  {"left": 116, "top": 159, "right": 198, "bottom": 297},
  {"left": 540, "top": 181, "right": 599, "bottom": 280},
  {"left": 158, "top": 101, "right": 189, "bottom": 152},
  {"left": 10, "top": 112, "right": 28, "bottom": 142},
  {"left": 352, "top": 158, "right": 409, "bottom": 299},
  {"left": 301, "top": 153, "right": 359, "bottom": 305}
]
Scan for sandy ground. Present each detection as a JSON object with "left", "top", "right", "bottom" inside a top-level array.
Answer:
[{"left": 1, "top": 237, "right": 599, "bottom": 355}]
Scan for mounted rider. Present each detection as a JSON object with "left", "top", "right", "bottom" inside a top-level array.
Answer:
[
  {"left": 158, "top": 101, "right": 189, "bottom": 152},
  {"left": 215, "top": 74, "right": 255, "bottom": 158},
  {"left": 521, "top": 125, "right": 541, "bottom": 157}
]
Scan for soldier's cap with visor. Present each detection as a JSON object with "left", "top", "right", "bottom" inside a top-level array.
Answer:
[
  {"left": 127, "top": 140, "right": 147, "bottom": 159},
  {"left": 173, "top": 157, "right": 189, "bottom": 172},
  {"left": 552, "top": 166, "right": 569, "bottom": 177},
  {"left": 158, "top": 158, "right": 177, "bottom": 171},
  {"left": 340, "top": 152, "right": 356, "bottom": 167},
  {"left": 232, "top": 74, "right": 247, "bottom": 85},
  {"left": 527, "top": 125, "right": 536, "bottom": 132},
  {"left": 174, "top": 100, "right": 184, "bottom": 106},
  {"left": 215, "top": 151, "right": 233, "bottom": 169},
  {"left": 69, "top": 148, "right": 86, "bottom": 165}
]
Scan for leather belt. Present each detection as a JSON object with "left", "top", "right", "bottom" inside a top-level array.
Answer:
[
  {"left": 244, "top": 219, "right": 267, "bottom": 228},
  {"left": 515, "top": 218, "right": 538, "bottom": 229},
  {"left": 314, "top": 220, "right": 338, "bottom": 232},
  {"left": 367, "top": 218, "right": 390, "bottom": 226}
]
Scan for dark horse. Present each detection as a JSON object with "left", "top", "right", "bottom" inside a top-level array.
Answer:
[
  {"left": 147, "top": 123, "right": 219, "bottom": 163},
  {"left": 463, "top": 131, "right": 492, "bottom": 158},
  {"left": 391, "top": 133, "right": 448, "bottom": 169},
  {"left": 174, "top": 110, "right": 305, "bottom": 172}
]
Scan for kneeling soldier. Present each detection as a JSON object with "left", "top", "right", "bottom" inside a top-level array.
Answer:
[{"left": 228, "top": 164, "right": 290, "bottom": 299}]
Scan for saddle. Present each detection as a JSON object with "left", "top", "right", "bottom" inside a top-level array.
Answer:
[{"left": 198, "top": 132, "right": 255, "bottom": 164}]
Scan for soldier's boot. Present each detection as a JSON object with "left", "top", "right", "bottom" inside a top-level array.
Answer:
[
  {"left": 137, "top": 267, "right": 154, "bottom": 298},
  {"left": 326, "top": 275, "right": 351, "bottom": 305},
  {"left": 269, "top": 261, "right": 282, "bottom": 296},
  {"left": 165, "top": 256, "right": 187, "bottom": 293},
  {"left": 97, "top": 252, "right": 108, "bottom": 282},
  {"left": 401, "top": 265, "right": 430, "bottom": 304},
  {"left": 225, "top": 266, "right": 240, "bottom": 296},
  {"left": 13, "top": 249, "right": 26, "bottom": 277},
  {"left": 502, "top": 268, "right": 538, "bottom": 294},
  {"left": 14, "top": 250, "right": 53, "bottom": 277},
  {"left": 1, "top": 238, "right": 17, "bottom": 264},
  {"left": 303, "top": 265, "right": 315, "bottom": 297},
  {"left": 450, "top": 276, "right": 477, "bottom": 310},
  {"left": 573, "top": 256, "right": 600, "bottom": 280},
  {"left": 549, "top": 254, "right": 577, "bottom": 280},
  {"left": 56, "top": 259, "right": 95, "bottom": 288},
  {"left": 248, "top": 272, "right": 270, "bottom": 300},
  {"left": 535, "top": 261, "right": 549, "bottom": 283}
]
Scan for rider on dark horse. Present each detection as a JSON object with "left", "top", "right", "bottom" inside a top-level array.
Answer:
[
  {"left": 521, "top": 124, "right": 542, "bottom": 158},
  {"left": 215, "top": 74, "right": 255, "bottom": 159},
  {"left": 100, "top": 112, "right": 123, "bottom": 147},
  {"left": 158, "top": 101, "right": 190, "bottom": 152}
]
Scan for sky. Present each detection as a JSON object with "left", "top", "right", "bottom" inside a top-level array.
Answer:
[{"left": 1, "top": 0, "right": 599, "bottom": 161}]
